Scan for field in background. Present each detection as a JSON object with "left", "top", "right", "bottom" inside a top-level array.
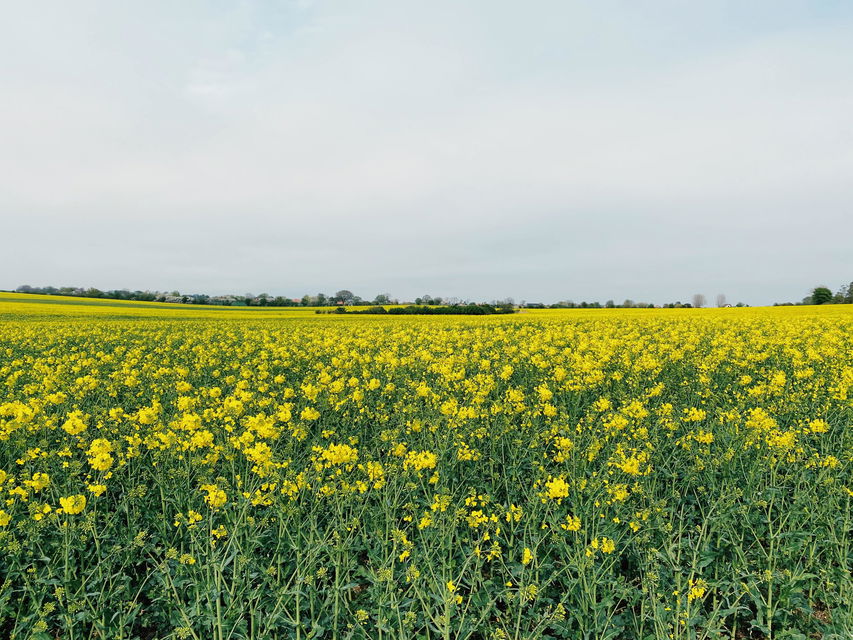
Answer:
[
  {"left": 0, "top": 295, "right": 850, "bottom": 639},
  {"left": 0, "top": 292, "right": 330, "bottom": 318}
]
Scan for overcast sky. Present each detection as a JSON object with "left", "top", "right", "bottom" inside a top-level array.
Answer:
[{"left": 2, "top": 1, "right": 852, "bottom": 305}]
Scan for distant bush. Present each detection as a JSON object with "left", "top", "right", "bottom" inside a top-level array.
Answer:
[{"left": 324, "top": 304, "right": 517, "bottom": 316}]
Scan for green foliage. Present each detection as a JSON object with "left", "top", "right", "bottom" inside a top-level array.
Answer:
[
  {"left": 812, "top": 287, "right": 833, "bottom": 305},
  {"left": 322, "top": 304, "right": 518, "bottom": 316}
]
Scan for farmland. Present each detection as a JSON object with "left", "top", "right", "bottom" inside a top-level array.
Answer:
[{"left": 0, "top": 294, "right": 850, "bottom": 639}]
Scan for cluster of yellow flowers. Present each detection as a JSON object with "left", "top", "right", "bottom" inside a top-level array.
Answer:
[{"left": 0, "top": 294, "right": 850, "bottom": 638}]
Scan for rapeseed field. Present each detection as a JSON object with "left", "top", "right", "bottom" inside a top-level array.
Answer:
[{"left": 0, "top": 295, "right": 850, "bottom": 639}]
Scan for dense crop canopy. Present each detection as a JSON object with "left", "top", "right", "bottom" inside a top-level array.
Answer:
[{"left": 0, "top": 295, "right": 850, "bottom": 638}]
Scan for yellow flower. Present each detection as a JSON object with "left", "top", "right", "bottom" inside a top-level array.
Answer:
[
  {"left": 809, "top": 419, "right": 829, "bottom": 433},
  {"left": 300, "top": 407, "right": 320, "bottom": 421},
  {"left": 560, "top": 514, "right": 581, "bottom": 532},
  {"left": 319, "top": 443, "right": 359, "bottom": 465},
  {"left": 364, "top": 460, "right": 385, "bottom": 489},
  {"left": 694, "top": 430, "right": 714, "bottom": 444},
  {"left": 59, "top": 495, "right": 87, "bottom": 515},
  {"left": 87, "top": 484, "right": 107, "bottom": 496},
  {"left": 687, "top": 578, "right": 708, "bottom": 602},
  {"left": 505, "top": 504, "right": 523, "bottom": 522},
  {"left": 615, "top": 456, "right": 642, "bottom": 475},
  {"left": 200, "top": 484, "right": 227, "bottom": 509},
  {"left": 61, "top": 413, "right": 87, "bottom": 435},
  {"left": 405, "top": 565, "right": 421, "bottom": 582},
  {"left": 89, "top": 452, "right": 114, "bottom": 472},
  {"left": 544, "top": 477, "right": 569, "bottom": 500},
  {"left": 682, "top": 407, "right": 707, "bottom": 422},
  {"left": 23, "top": 472, "right": 50, "bottom": 492},
  {"left": 403, "top": 450, "right": 437, "bottom": 471},
  {"left": 87, "top": 438, "right": 114, "bottom": 456},
  {"left": 522, "top": 547, "right": 534, "bottom": 565},
  {"left": 33, "top": 503, "right": 52, "bottom": 521},
  {"left": 0, "top": 510, "right": 10, "bottom": 526}
]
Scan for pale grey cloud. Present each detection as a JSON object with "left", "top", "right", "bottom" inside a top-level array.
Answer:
[{"left": 2, "top": 1, "right": 852, "bottom": 304}]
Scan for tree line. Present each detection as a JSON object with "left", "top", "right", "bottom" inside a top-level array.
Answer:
[
  {"left": 11, "top": 285, "right": 753, "bottom": 309},
  {"left": 774, "top": 282, "right": 853, "bottom": 306},
  {"left": 18, "top": 282, "right": 851, "bottom": 308},
  {"left": 11, "top": 286, "right": 485, "bottom": 308},
  {"left": 536, "top": 295, "right": 747, "bottom": 309},
  {"left": 14, "top": 285, "right": 300, "bottom": 306},
  {"left": 316, "top": 303, "right": 516, "bottom": 316}
]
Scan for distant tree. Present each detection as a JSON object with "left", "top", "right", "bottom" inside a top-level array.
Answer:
[
  {"left": 300, "top": 295, "right": 312, "bottom": 306},
  {"left": 692, "top": 294, "right": 706, "bottom": 308},
  {"left": 373, "top": 293, "right": 391, "bottom": 305},
  {"left": 812, "top": 286, "right": 832, "bottom": 305},
  {"left": 335, "top": 290, "right": 355, "bottom": 305},
  {"left": 605, "top": 300, "right": 615, "bottom": 308},
  {"left": 715, "top": 293, "right": 726, "bottom": 307},
  {"left": 623, "top": 299, "right": 634, "bottom": 308},
  {"left": 833, "top": 282, "right": 852, "bottom": 304}
]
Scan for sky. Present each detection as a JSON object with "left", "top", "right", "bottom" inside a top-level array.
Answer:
[{"left": 2, "top": 1, "right": 852, "bottom": 306}]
